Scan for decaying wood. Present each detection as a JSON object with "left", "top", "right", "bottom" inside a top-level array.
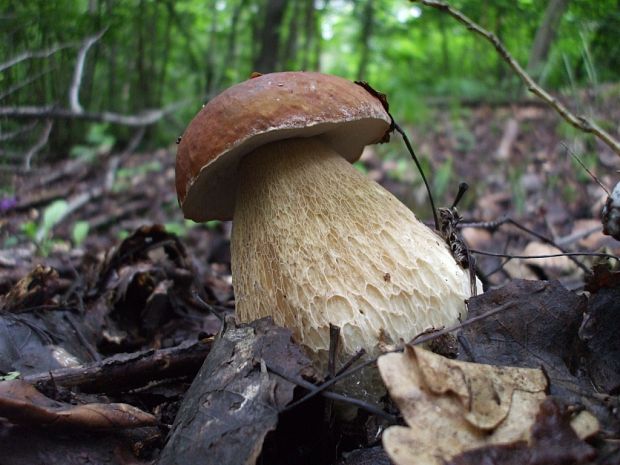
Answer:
[
  {"left": 159, "top": 317, "right": 315, "bottom": 465},
  {"left": 24, "top": 338, "right": 212, "bottom": 393}
]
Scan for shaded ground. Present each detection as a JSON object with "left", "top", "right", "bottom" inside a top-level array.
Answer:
[{"left": 0, "top": 87, "right": 619, "bottom": 464}]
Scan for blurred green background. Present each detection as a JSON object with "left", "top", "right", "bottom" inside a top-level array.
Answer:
[{"left": 2, "top": 0, "right": 618, "bottom": 158}]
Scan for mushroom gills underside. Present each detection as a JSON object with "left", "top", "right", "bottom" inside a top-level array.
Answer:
[{"left": 232, "top": 137, "right": 475, "bottom": 364}]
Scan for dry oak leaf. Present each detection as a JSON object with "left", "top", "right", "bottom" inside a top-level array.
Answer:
[
  {"left": 378, "top": 346, "right": 548, "bottom": 465},
  {"left": 0, "top": 379, "right": 156, "bottom": 429}
]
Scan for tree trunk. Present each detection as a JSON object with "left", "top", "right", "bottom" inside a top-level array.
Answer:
[
  {"left": 204, "top": 0, "right": 218, "bottom": 95},
  {"left": 301, "top": 0, "right": 315, "bottom": 70},
  {"left": 281, "top": 0, "right": 300, "bottom": 69},
  {"left": 526, "top": 0, "right": 570, "bottom": 78},
  {"left": 356, "top": 0, "right": 374, "bottom": 80},
  {"left": 214, "top": 0, "right": 248, "bottom": 89},
  {"left": 253, "top": 0, "right": 288, "bottom": 73}
]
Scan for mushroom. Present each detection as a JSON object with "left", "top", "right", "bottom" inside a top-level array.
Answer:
[{"left": 176, "top": 71, "right": 477, "bottom": 365}]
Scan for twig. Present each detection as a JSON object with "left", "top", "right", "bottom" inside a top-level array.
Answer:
[
  {"left": 266, "top": 364, "right": 398, "bottom": 423},
  {"left": 23, "top": 339, "right": 212, "bottom": 393},
  {"left": 282, "top": 298, "right": 524, "bottom": 413},
  {"left": 23, "top": 119, "right": 53, "bottom": 170},
  {"left": 35, "top": 186, "right": 104, "bottom": 243},
  {"left": 327, "top": 324, "right": 340, "bottom": 378},
  {"left": 0, "top": 121, "right": 38, "bottom": 141},
  {"left": 0, "top": 66, "right": 56, "bottom": 101},
  {"left": 0, "top": 42, "right": 76, "bottom": 73},
  {"left": 461, "top": 216, "right": 590, "bottom": 273},
  {"left": 395, "top": 123, "right": 439, "bottom": 230},
  {"left": 0, "top": 101, "right": 187, "bottom": 126},
  {"left": 104, "top": 126, "right": 146, "bottom": 190},
  {"left": 410, "top": 0, "right": 620, "bottom": 157},
  {"left": 69, "top": 29, "right": 107, "bottom": 113},
  {"left": 469, "top": 248, "right": 620, "bottom": 262}
]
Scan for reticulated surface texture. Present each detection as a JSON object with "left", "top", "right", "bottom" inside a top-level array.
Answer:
[{"left": 232, "top": 138, "right": 473, "bottom": 360}]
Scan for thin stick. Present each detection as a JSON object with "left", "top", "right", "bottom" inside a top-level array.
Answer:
[
  {"left": 0, "top": 42, "right": 76, "bottom": 73},
  {"left": 0, "top": 101, "right": 187, "bottom": 126},
  {"left": 23, "top": 119, "right": 53, "bottom": 170},
  {"left": 469, "top": 249, "right": 620, "bottom": 262},
  {"left": 411, "top": 0, "right": 620, "bottom": 157},
  {"left": 282, "top": 299, "right": 521, "bottom": 412},
  {"left": 395, "top": 123, "right": 440, "bottom": 230},
  {"left": 266, "top": 364, "right": 398, "bottom": 423},
  {"left": 461, "top": 216, "right": 590, "bottom": 273}
]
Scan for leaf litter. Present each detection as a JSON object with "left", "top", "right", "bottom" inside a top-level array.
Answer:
[{"left": 1, "top": 115, "right": 620, "bottom": 463}]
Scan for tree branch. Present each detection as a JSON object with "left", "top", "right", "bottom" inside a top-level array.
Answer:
[
  {"left": 410, "top": 0, "right": 620, "bottom": 157},
  {"left": 69, "top": 29, "right": 108, "bottom": 113},
  {"left": 0, "top": 43, "right": 76, "bottom": 73},
  {"left": 0, "top": 101, "right": 186, "bottom": 126},
  {"left": 23, "top": 119, "right": 53, "bottom": 171}
]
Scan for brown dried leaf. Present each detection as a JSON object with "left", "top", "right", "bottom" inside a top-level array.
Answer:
[
  {"left": 378, "top": 346, "right": 548, "bottom": 465},
  {"left": 522, "top": 241, "right": 577, "bottom": 274},
  {"left": 0, "top": 379, "right": 156, "bottom": 429},
  {"left": 448, "top": 398, "right": 596, "bottom": 465},
  {"left": 1, "top": 265, "right": 63, "bottom": 312}
]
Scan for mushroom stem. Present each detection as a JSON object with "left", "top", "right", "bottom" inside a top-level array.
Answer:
[{"left": 232, "top": 137, "right": 474, "bottom": 361}]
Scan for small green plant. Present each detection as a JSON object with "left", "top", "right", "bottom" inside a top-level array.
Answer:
[
  {"left": 36, "top": 199, "right": 69, "bottom": 243},
  {"left": 19, "top": 200, "right": 87, "bottom": 255},
  {"left": 70, "top": 123, "right": 116, "bottom": 161},
  {"left": 72, "top": 221, "right": 90, "bottom": 246},
  {"left": 0, "top": 371, "right": 20, "bottom": 381}
]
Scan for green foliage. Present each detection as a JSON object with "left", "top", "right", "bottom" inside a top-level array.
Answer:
[
  {"left": 2, "top": 0, "right": 618, "bottom": 159},
  {"left": 0, "top": 372, "right": 20, "bottom": 381},
  {"left": 72, "top": 221, "right": 90, "bottom": 246},
  {"left": 70, "top": 124, "right": 116, "bottom": 161},
  {"left": 113, "top": 161, "right": 162, "bottom": 192},
  {"left": 37, "top": 199, "right": 69, "bottom": 243}
]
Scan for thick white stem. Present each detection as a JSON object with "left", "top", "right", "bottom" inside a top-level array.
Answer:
[{"left": 232, "top": 137, "right": 473, "bottom": 360}]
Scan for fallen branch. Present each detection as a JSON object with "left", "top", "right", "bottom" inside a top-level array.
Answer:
[
  {"left": 24, "top": 339, "right": 212, "bottom": 393},
  {"left": 410, "top": 0, "right": 620, "bottom": 157},
  {"left": 23, "top": 119, "right": 53, "bottom": 170},
  {"left": 0, "top": 103, "right": 184, "bottom": 126}
]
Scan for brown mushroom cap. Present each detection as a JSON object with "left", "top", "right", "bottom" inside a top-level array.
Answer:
[{"left": 175, "top": 71, "right": 392, "bottom": 221}]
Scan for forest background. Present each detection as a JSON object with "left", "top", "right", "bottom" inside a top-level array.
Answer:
[{"left": 1, "top": 0, "right": 620, "bottom": 260}]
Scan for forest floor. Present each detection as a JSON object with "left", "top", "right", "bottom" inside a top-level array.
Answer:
[{"left": 0, "top": 89, "right": 619, "bottom": 464}]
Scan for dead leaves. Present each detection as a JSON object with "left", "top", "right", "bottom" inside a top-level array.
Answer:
[
  {"left": 158, "top": 317, "right": 316, "bottom": 465},
  {"left": 378, "top": 346, "right": 598, "bottom": 465},
  {"left": 0, "top": 379, "right": 156, "bottom": 429},
  {"left": 378, "top": 346, "right": 549, "bottom": 465}
]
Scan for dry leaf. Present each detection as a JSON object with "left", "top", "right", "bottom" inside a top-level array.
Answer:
[
  {"left": 378, "top": 346, "right": 548, "bottom": 465},
  {"left": 0, "top": 379, "right": 156, "bottom": 429},
  {"left": 522, "top": 241, "right": 577, "bottom": 273}
]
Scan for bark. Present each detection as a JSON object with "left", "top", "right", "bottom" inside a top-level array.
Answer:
[
  {"left": 204, "top": 0, "right": 218, "bottom": 94},
  {"left": 281, "top": 0, "right": 300, "bottom": 68},
  {"left": 253, "top": 0, "right": 288, "bottom": 72},
  {"left": 214, "top": 0, "right": 249, "bottom": 90},
  {"left": 301, "top": 0, "right": 315, "bottom": 70},
  {"left": 356, "top": 0, "right": 374, "bottom": 80},
  {"left": 526, "top": 0, "right": 570, "bottom": 78}
]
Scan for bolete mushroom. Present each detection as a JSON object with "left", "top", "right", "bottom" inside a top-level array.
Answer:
[{"left": 176, "top": 71, "right": 477, "bottom": 365}]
